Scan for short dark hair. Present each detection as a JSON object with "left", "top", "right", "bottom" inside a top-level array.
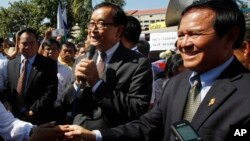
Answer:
[
  {"left": 137, "top": 40, "right": 150, "bottom": 57},
  {"left": 123, "top": 16, "right": 142, "bottom": 44},
  {"left": 93, "top": 2, "right": 127, "bottom": 33},
  {"left": 180, "top": 0, "right": 245, "bottom": 49},
  {"left": 62, "top": 42, "right": 76, "bottom": 52},
  {"left": 42, "top": 39, "right": 60, "bottom": 50},
  {"left": 18, "top": 28, "right": 38, "bottom": 40},
  {"left": 166, "top": 53, "right": 183, "bottom": 78}
]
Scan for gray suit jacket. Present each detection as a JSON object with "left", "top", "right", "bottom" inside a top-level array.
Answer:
[
  {"left": 2, "top": 54, "right": 58, "bottom": 125},
  {"left": 62, "top": 43, "right": 153, "bottom": 129},
  {"left": 101, "top": 57, "right": 250, "bottom": 141}
]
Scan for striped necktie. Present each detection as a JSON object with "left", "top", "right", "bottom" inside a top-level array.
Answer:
[
  {"left": 97, "top": 52, "right": 106, "bottom": 78},
  {"left": 16, "top": 59, "right": 28, "bottom": 95},
  {"left": 183, "top": 75, "right": 202, "bottom": 122}
]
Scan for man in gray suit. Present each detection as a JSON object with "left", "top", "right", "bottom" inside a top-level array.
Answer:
[
  {"left": 62, "top": 1, "right": 250, "bottom": 141},
  {"left": 1, "top": 28, "right": 58, "bottom": 125},
  {"left": 61, "top": 2, "right": 153, "bottom": 130}
]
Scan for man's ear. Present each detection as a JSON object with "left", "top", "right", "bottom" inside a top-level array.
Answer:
[
  {"left": 242, "top": 41, "right": 250, "bottom": 57},
  {"left": 116, "top": 25, "right": 125, "bottom": 38}
]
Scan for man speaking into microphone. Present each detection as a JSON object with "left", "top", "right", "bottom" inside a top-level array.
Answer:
[{"left": 61, "top": 2, "right": 153, "bottom": 130}]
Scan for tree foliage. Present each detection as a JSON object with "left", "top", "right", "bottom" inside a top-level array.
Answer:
[
  {"left": 0, "top": 0, "right": 43, "bottom": 35},
  {"left": 0, "top": 0, "right": 126, "bottom": 41}
]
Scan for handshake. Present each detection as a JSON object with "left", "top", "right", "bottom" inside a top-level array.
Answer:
[{"left": 30, "top": 123, "right": 96, "bottom": 141}]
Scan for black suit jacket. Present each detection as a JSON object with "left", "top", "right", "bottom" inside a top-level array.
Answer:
[
  {"left": 62, "top": 43, "right": 153, "bottom": 129},
  {"left": 101, "top": 57, "right": 250, "bottom": 141},
  {"left": 2, "top": 54, "right": 58, "bottom": 125}
]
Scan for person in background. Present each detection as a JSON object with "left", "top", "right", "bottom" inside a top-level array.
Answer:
[
  {"left": 40, "top": 39, "right": 72, "bottom": 109},
  {"left": 149, "top": 51, "right": 185, "bottom": 110},
  {"left": 0, "top": 38, "right": 8, "bottom": 93},
  {"left": 62, "top": 1, "right": 250, "bottom": 141},
  {"left": 121, "top": 15, "right": 142, "bottom": 53},
  {"left": 58, "top": 42, "right": 75, "bottom": 70},
  {"left": 1, "top": 28, "right": 58, "bottom": 125},
  {"left": 61, "top": 2, "right": 152, "bottom": 130},
  {"left": 74, "top": 41, "right": 89, "bottom": 59},
  {"left": 234, "top": 12, "right": 250, "bottom": 70},
  {"left": 1, "top": 32, "right": 19, "bottom": 60},
  {"left": 38, "top": 27, "right": 55, "bottom": 55},
  {"left": 137, "top": 40, "right": 150, "bottom": 57}
]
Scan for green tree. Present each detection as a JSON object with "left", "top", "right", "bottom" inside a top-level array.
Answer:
[
  {"left": 104, "top": 0, "right": 126, "bottom": 7},
  {"left": 0, "top": 0, "right": 44, "bottom": 36},
  {"left": 0, "top": 0, "right": 125, "bottom": 41}
]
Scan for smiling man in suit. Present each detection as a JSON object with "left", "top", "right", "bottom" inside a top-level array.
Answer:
[
  {"left": 62, "top": 1, "right": 250, "bottom": 141},
  {"left": 1, "top": 28, "right": 58, "bottom": 125},
  {"left": 61, "top": 2, "right": 153, "bottom": 130}
]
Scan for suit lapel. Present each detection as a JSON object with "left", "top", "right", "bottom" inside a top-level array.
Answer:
[
  {"left": 103, "top": 44, "right": 125, "bottom": 81},
  {"left": 13, "top": 56, "right": 21, "bottom": 87},
  {"left": 191, "top": 58, "right": 245, "bottom": 129},
  {"left": 171, "top": 72, "right": 191, "bottom": 122},
  {"left": 192, "top": 79, "right": 236, "bottom": 129},
  {"left": 26, "top": 55, "right": 39, "bottom": 90}
]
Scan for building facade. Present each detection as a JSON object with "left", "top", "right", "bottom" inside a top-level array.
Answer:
[{"left": 126, "top": 8, "right": 167, "bottom": 31}]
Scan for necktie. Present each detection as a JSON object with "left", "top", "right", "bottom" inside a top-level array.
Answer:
[
  {"left": 183, "top": 75, "right": 202, "bottom": 122},
  {"left": 97, "top": 52, "right": 106, "bottom": 78},
  {"left": 16, "top": 59, "right": 28, "bottom": 95}
]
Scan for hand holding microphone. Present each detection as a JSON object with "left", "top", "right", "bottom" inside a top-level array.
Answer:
[{"left": 75, "top": 45, "right": 99, "bottom": 87}]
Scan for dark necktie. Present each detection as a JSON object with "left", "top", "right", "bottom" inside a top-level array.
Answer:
[
  {"left": 97, "top": 52, "right": 106, "bottom": 78},
  {"left": 183, "top": 75, "right": 202, "bottom": 122},
  {"left": 16, "top": 59, "right": 28, "bottom": 95}
]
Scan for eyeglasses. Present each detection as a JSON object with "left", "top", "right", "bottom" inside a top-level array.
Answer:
[{"left": 87, "top": 21, "right": 116, "bottom": 30}]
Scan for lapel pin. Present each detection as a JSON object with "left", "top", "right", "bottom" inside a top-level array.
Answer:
[{"left": 208, "top": 98, "right": 216, "bottom": 107}]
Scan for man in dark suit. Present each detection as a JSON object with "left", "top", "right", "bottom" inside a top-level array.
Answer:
[
  {"left": 121, "top": 16, "right": 142, "bottom": 54},
  {"left": 1, "top": 28, "right": 58, "bottom": 125},
  {"left": 61, "top": 2, "right": 153, "bottom": 130},
  {"left": 62, "top": 1, "right": 250, "bottom": 141}
]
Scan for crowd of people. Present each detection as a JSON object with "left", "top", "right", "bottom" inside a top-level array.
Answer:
[{"left": 0, "top": 0, "right": 250, "bottom": 141}]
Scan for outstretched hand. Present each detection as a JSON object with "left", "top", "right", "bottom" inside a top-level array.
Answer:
[
  {"left": 29, "top": 122, "right": 69, "bottom": 141},
  {"left": 62, "top": 125, "right": 96, "bottom": 141}
]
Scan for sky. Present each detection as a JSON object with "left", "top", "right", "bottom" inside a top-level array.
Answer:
[{"left": 0, "top": 0, "right": 169, "bottom": 11}]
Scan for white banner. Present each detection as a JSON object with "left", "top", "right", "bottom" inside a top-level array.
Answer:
[{"left": 149, "top": 32, "right": 177, "bottom": 51}]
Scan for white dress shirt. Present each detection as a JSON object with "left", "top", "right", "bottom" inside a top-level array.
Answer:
[
  {"left": 0, "top": 102, "right": 33, "bottom": 141},
  {"left": 0, "top": 58, "right": 8, "bottom": 92},
  {"left": 55, "top": 61, "right": 72, "bottom": 107}
]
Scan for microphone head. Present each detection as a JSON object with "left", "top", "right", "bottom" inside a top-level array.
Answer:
[{"left": 87, "top": 45, "right": 96, "bottom": 59}]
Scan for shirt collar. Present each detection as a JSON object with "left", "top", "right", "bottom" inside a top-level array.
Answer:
[
  {"left": 98, "top": 42, "right": 119, "bottom": 63},
  {"left": 21, "top": 54, "right": 36, "bottom": 65},
  {"left": 189, "top": 56, "right": 234, "bottom": 87},
  {"left": 131, "top": 46, "right": 138, "bottom": 51}
]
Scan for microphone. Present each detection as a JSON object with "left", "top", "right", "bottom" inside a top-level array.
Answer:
[
  {"left": 78, "top": 45, "right": 96, "bottom": 87},
  {"left": 86, "top": 45, "right": 96, "bottom": 60}
]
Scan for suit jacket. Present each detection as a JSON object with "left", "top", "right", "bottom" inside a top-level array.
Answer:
[
  {"left": 101, "top": 57, "right": 250, "bottom": 141},
  {"left": 62, "top": 43, "right": 153, "bottom": 130},
  {"left": 2, "top": 54, "right": 58, "bottom": 125}
]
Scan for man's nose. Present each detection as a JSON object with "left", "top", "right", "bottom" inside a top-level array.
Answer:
[{"left": 180, "top": 35, "right": 193, "bottom": 47}]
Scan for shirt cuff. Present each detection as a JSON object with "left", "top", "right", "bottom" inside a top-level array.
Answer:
[
  {"left": 92, "top": 80, "right": 103, "bottom": 93},
  {"left": 73, "top": 82, "right": 78, "bottom": 91},
  {"left": 93, "top": 130, "right": 102, "bottom": 141}
]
